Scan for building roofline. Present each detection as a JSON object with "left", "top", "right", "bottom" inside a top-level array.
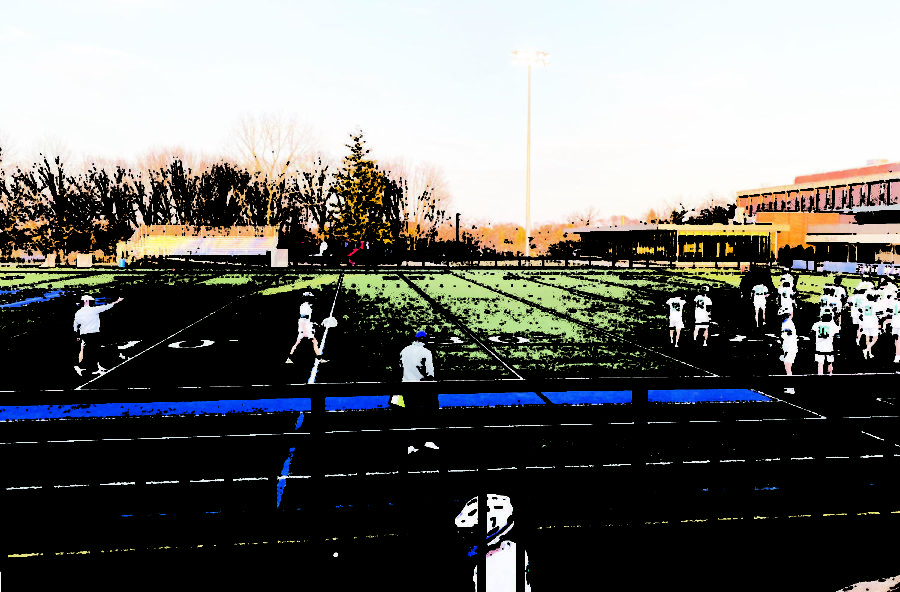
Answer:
[{"left": 736, "top": 171, "right": 900, "bottom": 197}]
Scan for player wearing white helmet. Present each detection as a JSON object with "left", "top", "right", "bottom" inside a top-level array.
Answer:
[
  {"left": 287, "top": 292, "right": 324, "bottom": 364},
  {"left": 777, "top": 281, "right": 796, "bottom": 318},
  {"left": 455, "top": 494, "right": 530, "bottom": 592},
  {"left": 693, "top": 286, "right": 712, "bottom": 347},
  {"left": 888, "top": 291, "right": 900, "bottom": 363},
  {"left": 73, "top": 294, "right": 124, "bottom": 377},
  {"left": 666, "top": 292, "right": 687, "bottom": 347},
  {"left": 779, "top": 311, "right": 799, "bottom": 379},
  {"left": 811, "top": 312, "right": 840, "bottom": 375},
  {"left": 780, "top": 271, "right": 795, "bottom": 289},
  {"left": 819, "top": 286, "right": 841, "bottom": 327},
  {"left": 751, "top": 282, "right": 769, "bottom": 328},
  {"left": 859, "top": 291, "right": 880, "bottom": 360},
  {"left": 847, "top": 284, "right": 868, "bottom": 347},
  {"left": 832, "top": 276, "right": 848, "bottom": 309},
  {"left": 855, "top": 278, "right": 875, "bottom": 295}
]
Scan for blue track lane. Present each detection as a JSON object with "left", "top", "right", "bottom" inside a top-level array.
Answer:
[{"left": 0, "top": 390, "right": 768, "bottom": 421}]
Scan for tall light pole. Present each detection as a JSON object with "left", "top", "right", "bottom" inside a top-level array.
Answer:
[{"left": 512, "top": 49, "right": 549, "bottom": 259}]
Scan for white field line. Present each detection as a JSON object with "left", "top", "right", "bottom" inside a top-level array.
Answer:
[
  {"left": 74, "top": 274, "right": 271, "bottom": 391},
  {"left": 449, "top": 270, "right": 716, "bottom": 378},
  {"left": 401, "top": 272, "right": 524, "bottom": 380},
  {"left": 308, "top": 271, "right": 345, "bottom": 384}
]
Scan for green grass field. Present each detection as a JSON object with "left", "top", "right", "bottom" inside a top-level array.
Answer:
[{"left": 0, "top": 265, "right": 888, "bottom": 388}]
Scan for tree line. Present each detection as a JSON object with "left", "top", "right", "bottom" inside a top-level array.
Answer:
[{"left": 0, "top": 131, "right": 447, "bottom": 262}]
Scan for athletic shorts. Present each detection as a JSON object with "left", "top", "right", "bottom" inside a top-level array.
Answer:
[
  {"left": 780, "top": 350, "right": 797, "bottom": 364},
  {"left": 669, "top": 319, "right": 684, "bottom": 329},
  {"left": 862, "top": 324, "right": 879, "bottom": 337},
  {"left": 694, "top": 319, "right": 709, "bottom": 327},
  {"left": 815, "top": 353, "right": 835, "bottom": 364},
  {"left": 753, "top": 297, "right": 766, "bottom": 310},
  {"left": 893, "top": 322, "right": 900, "bottom": 336}
]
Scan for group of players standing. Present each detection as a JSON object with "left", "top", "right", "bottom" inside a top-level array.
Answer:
[
  {"left": 768, "top": 271, "right": 900, "bottom": 376},
  {"left": 664, "top": 269, "right": 900, "bottom": 377}
]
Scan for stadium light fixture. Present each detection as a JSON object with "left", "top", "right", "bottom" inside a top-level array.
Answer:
[{"left": 512, "top": 49, "right": 550, "bottom": 259}]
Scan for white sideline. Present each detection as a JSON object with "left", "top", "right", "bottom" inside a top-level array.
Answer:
[{"left": 75, "top": 294, "right": 252, "bottom": 391}]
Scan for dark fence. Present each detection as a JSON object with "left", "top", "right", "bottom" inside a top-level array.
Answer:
[{"left": 4, "top": 375, "right": 900, "bottom": 589}]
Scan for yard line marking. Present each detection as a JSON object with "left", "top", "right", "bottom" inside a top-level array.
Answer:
[
  {"left": 75, "top": 295, "right": 254, "bottom": 391},
  {"left": 449, "top": 271, "right": 717, "bottom": 378},
  {"left": 280, "top": 272, "right": 345, "bottom": 510},
  {"left": 861, "top": 432, "right": 886, "bottom": 442},
  {"left": 399, "top": 272, "right": 528, "bottom": 383},
  {"left": 308, "top": 271, "right": 345, "bottom": 385}
]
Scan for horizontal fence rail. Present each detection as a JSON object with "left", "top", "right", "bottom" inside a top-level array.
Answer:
[{"left": 3, "top": 374, "right": 900, "bottom": 589}]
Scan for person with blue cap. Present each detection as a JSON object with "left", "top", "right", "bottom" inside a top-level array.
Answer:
[{"left": 396, "top": 330, "right": 438, "bottom": 453}]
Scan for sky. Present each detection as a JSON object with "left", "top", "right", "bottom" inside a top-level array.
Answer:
[{"left": 2, "top": 0, "right": 900, "bottom": 225}]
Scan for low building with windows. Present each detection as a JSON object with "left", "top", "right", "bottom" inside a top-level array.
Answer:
[{"left": 574, "top": 162, "right": 900, "bottom": 270}]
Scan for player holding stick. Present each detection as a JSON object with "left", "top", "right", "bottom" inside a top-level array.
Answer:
[{"left": 286, "top": 292, "right": 325, "bottom": 365}]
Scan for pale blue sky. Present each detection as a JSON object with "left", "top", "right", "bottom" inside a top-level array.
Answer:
[{"left": 2, "top": 0, "right": 899, "bottom": 223}]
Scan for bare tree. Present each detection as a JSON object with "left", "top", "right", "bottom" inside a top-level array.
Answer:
[
  {"left": 381, "top": 159, "right": 452, "bottom": 248},
  {"left": 228, "top": 113, "right": 317, "bottom": 226},
  {"left": 566, "top": 205, "right": 603, "bottom": 227},
  {"left": 229, "top": 113, "right": 316, "bottom": 180},
  {"left": 290, "top": 153, "right": 337, "bottom": 237}
]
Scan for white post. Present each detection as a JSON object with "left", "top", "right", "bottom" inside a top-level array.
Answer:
[{"left": 525, "top": 63, "right": 532, "bottom": 259}]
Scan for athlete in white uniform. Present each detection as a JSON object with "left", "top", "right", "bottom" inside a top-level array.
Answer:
[
  {"left": 74, "top": 294, "right": 124, "bottom": 376},
  {"left": 889, "top": 293, "right": 900, "bottom": 363},
  {"left": 287, "top": 293, "right": 323, "bottom": 363},
  {"left": 820, "top": 287, "right": 841, "bottom": 327},
  {"left": 456, "top": 494, "right": 530, "bottom": 592},
  {"left": 693, "top": 286, "right": 712, "bottom": 347},
  {"left": 752, "top": 283, "right": 769, "bottom": 328},
  {"left": 832, "top": 277, "right": 848, "bottom": 310},
  {"left": 860, "top": 292, "right": 880, "bottom": 360},
  {"left": 777, "top": 282, "right": 795, "bottom": 317},
  {"left": 848, "top": 287, "right": 868, "bottom": 346},
  {"left": 811, "top": 313, "right": 840, "bottom": 375},
  {"left": 666, "top": 293, "right": 687, "bottom": 347},
  {"left": 779, "top": 311, "right": 799, "bottom": 377}
]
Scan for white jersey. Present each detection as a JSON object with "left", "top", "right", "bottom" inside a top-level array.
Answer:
[
  {"left": 400, "top": 341, "right": 434, "bottom": 382},
  {"left": 666, "top": 297, "right": 686, "bottom": 322},
  {"left": 819, "top": 294, "right": 840, "bottom": 316},
  {"left": 780, "top": 318, "right": 798, "bottom": 352},
  {"left": 472, "top": 540, "right": 531, "bottom": 592},
  {"left": 780, "top": 274, "right": 794, "bottom": 288},
  {"left": 811, "top": 320, "right": 839, "bottom": 353},
  {"left": 892, "top": 301, "right": 900, "bottom": 334},
  {"left": 752, "top": 284, "right": 769, "bottom": 308},
  {"left": 693, "top": 295, "right": 712, "bottom": 323},
  {"left": 778, "top": 287, "right": 795, "bottom": 312},
  {"left": 855, "top": 281, "right": 874, "bottom": 294},
  {"left": 848, "top": 294, "right": 866, "bottom": 323},
  {"left": 297, "top": 317, "right": 315, "bottom": 339},
  {"left": 73, "top": 303, "right": 117, "bottom": 335},
  {"left": 832, "top": 285, "right": 847, "bottom": 305},
  {"left": 860, "top": 300, "right": 879, "bottom": 329}
]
